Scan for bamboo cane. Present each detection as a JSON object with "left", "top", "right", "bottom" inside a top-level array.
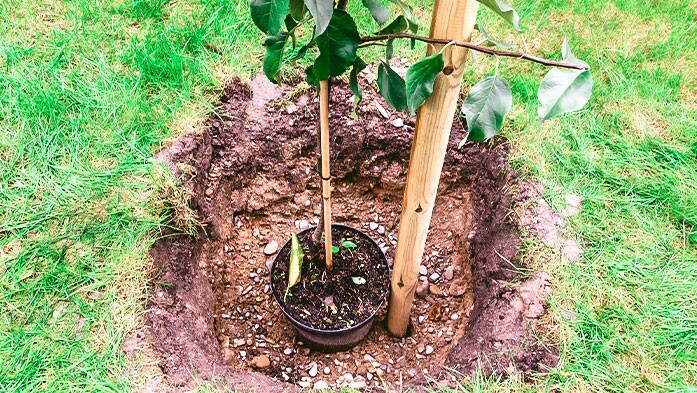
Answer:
[
  {"left": 319, "top": 80, "right": 333, "bottom": 270},
  {"left": 386, "top": 0, "right": 479, "bottom": 337}
]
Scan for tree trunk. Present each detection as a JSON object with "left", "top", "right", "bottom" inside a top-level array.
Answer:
[{"left": 386, "top": 0, "right": 479, "bottom": 337}]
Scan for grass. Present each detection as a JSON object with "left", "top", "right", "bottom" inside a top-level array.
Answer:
[{"left": 0, "top": 0, "right": 695, "bottom": 392}]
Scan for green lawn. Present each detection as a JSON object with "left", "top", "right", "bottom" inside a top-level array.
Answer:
[{"left": 1, "top": 0, "right": 695, "bottom": 392}]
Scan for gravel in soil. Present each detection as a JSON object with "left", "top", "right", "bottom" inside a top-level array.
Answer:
[{"left": 147, "top": 67, "right": 559, "bottom": 391}]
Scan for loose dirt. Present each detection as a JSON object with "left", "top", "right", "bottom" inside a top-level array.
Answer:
[{"left": 146, "top": 71, "right": 559, "bottom": 391}]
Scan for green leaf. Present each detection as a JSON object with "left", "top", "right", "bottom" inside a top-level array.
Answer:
[
  {"left": 475, "top": 22, "right": 515, "bottom": 49},
  {"left": 406, "top": 53, "right": 444, "bottom": 116},
  {"left": 250, "top": 0, "right": 271, "bottom": 33},
  {"left": 461, "top": 76, "right": 512, "bottom": 142},
  {"left": 314, "top": 10, "right": 360, "bottom": 80},
  {"left": 303, "top": 0, "right": 333, "bottom": 36},
  {"left": 305, "top": 65, "right": 317, "bottom": 85},
  {"left": 362, "top": 0, "right": 390, "bottom": 25},
  {"left": 351, "top": 276, "right": 367, "bottom": 285},
  {"left": 385, "top": 38, "right": 394, "bottom": 60},
  {"left": 289, "top": 0, "right": 308, "bottom": 20},
  {"left": 263, "top": 31, "right": 289, "bottom": 83},
  {"left": 341, "top": 240, "right": 358, "bottom": 249},
  {"left": 387, "top": 0, "right": 413, "bottom": 21},
  {"left": 377, "top": 61, "right": 407, "bottom": 112},
  {"left": 538, "top": 40, "right": 592, "bottom": 121},
  {"left": 292, "top": 38, "right": 314, "bottom": 61},
  {"left": 378, "top": 15, "right": 408, "bottom": 34},
  {"left": 287, "top": 233, "right": 305, "bottom": 290},
  {"left": 476, "top": 0, "right": 522, "bottom": 31},
  {"left": 331, "top": 245, "right": 340, "bottom": 254},
  {"left": 349, "top": 57, "right": 367, "bottom": 104},
  {"left": 251, "top": 0, "right": 290, "bottom": 35}
]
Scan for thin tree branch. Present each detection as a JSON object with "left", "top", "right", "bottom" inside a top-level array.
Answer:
[{"left": 360, "top": 33, "right": 589, "bottom": 71}]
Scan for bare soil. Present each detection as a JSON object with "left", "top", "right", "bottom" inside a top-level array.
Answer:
[{"left": 146, "top": 71, "right": 559, "bottom": 391}]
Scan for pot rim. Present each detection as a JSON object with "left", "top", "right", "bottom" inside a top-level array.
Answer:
[{"left": 270, "top": 223, "right": 390, "bottom": 335}]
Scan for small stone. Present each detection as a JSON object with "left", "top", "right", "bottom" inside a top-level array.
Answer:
[
  {"left": 285, "top": 104, "right": 297, "bottom": 114},
  {"left": 253, "top": 228, "right": 260, "bottom": 237},
  {"left": 298, "top": 381, "right": 311, "bottom": 388},
  {"left": 350, "top": 379, "right": 367, "bottom": 389},
  {"left": 391, "top": 118, "right": 404, "bottom": 128},
  {"left": 308, "top": 363, "right": 318, "bottom": 377},
  {"left": 429, "top": 272, "right": 440, "bottom": 282},
  {"left": 375, "top": 101, "right": 390, "bottom": 119},
  {"left": 415, "top": 279, "right": 429, "bottom": 298},
  {"left": 369, "top": 222, "right": 379, "bottom": 231},
  {"left": 342, "top": 373, "right": 354, "bottom": 383},
  {"left": 222, "top": 348, "right": 234, "bottom": 363},
  {"left": 250, "top": 354, "right": 270, "bottom": 368},
  {"left": 419, "top": 265, "right": 427, "bottom": 276},
  {"left": 263, "top": 241, "right": 279, "bottom": 255},
  {"left": 451, "top": 313, "right": 460, "bottom": 320},
  {"left": 425, "top": 345, "right": 434, "bottom": 355},
  {"left": 314, "top": 380, "right": 329, "bottom": 390},
  {"left": 417, "top": 344, "right": 425, "bottom": 353},
  {"left": 297, "top": 220, "right": 310, "bottom": 230},
  {"left": 323, "top": 366, "right": 331, "bottom": 375},
  {"left": 232, "top": 338, "right": 245, "bottom": 347},
  {"left": 429, "top": 285, "right": 442, "bottom": 296},
  {"left": 444, "top": 266, "right": 454, "bottom": 280},
  {"left": 449, "top": 279, "right": 468, "bottom": 297},
  {"left": 418, "top": 315, "right": 426, "bottom": 324},
  {"left": 283, "top": 348, "right": 293, "bottom": 355},
  {"left": 377, "top": 225, "right": 385, "bottom": 235}
]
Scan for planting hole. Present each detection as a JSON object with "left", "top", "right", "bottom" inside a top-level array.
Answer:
[{"left": 147, "top": 75, "right": 558, "bottom": 391}]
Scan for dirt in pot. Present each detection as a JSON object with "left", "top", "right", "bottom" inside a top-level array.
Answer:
[
  {"left": 272, "top": 225, "right": 389, "bottom": 332},
  {"left": 147, "top": 70, "right": 559, "bottom": 391}
]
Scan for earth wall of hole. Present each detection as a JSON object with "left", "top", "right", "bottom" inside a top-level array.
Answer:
[{"left": 146, "top": 74, "right": 559, "bottom": 391}]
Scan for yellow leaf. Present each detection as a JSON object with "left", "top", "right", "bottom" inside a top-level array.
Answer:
[{"left": 287, "top": 233, "right": 305, "bottom": 290}]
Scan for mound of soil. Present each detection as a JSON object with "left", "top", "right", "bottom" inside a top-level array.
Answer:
[{"left": 146, "top": 70, "right": 559, "bottom": 391}]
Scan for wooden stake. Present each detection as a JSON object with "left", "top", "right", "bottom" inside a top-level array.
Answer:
[
  {"left": 387, "top": 0, "right": 479, "bottom": 337},
  {"left": 319, "top": 80, "right": 333, "bottom": 270}
]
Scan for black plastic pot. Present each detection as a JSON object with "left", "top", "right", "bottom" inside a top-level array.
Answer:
[{"left": 270, "top": 224, "right": 390, "bottom": 352}]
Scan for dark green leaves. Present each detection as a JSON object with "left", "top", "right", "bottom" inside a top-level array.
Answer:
[
  {"left": 538, "top": 40, "right": 592, "bottom": 121},
  {"left": 476, "top": 0, "right": 522, "bottom": 31},
  {"left": 362, "top": 0, "right": 390, "bottom": 25},
  {"left": 288, "top": 0, "right": 307, "bottom": 20},
  {"left": 314, "top": 10, "right": 360, "bottom": 80},
  {"left": 263, "top": 31, "right": 289, "bottom": 83},
  {"left": 349, "top": 57, "right": 367, "bottom": 104},
  {"left": 461, "top": 76, "right": 512, "bottom": 142},
  {"left": 304, "top": 0, "right": 333, "bottom": 36},
  {"left": 377, "top": 62, "right": 407, "bottom": 112},
  {"left": 406, "top": 53, "right": 443, "bottom": 116},
  {"left": 250, "top": 0, "right": 290, "bottom": 35},
  {"left": 378, "top": 15, "right": 408, "bottom": 34}
]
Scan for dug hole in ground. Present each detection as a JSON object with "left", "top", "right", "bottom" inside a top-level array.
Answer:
[{"left": 142, "top": 68, "right": 582, "bottom": 392}]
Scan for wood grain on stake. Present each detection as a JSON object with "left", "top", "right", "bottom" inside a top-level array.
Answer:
[
  {"left": 387, "top": 0, "right": 479, "bottom": 337},
  {"left": 319, "top": 80, "right": 333, "bottom": 269}
]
